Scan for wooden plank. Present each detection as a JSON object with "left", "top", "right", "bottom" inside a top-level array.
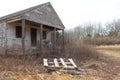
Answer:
[
  {"left": 54, "top": 58, "right": 59, "bottom": 67},
  {"left": 66, "top": 66, "right": 75, "bottom": 69},
  {"left": 7, "top": 18, "right": 22, "bottom": 23},
  {"left": 48, "top": 62, "right": 54, "bottom": 64},
  {"left": 65, "top": 62, "right": 72, "bottom": 64},
  {"left": 60, "top": 58, "right": 67, "bottom": 68},
  {"left": 68, "top": 59, "right": 77, "bottom": 68},
  {"left": 43, "top": 58, "right": 48, "bottom": 67}
]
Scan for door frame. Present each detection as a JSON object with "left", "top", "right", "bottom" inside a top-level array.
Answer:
[{"left": 31, "top": 28, "right": 37, "bottom": 47}]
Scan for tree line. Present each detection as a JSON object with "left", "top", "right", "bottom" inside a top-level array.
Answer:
[{"left": 65, "top": 19, "right": 120, "bottom": 45}]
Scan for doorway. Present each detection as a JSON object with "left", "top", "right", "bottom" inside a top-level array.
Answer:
[{"left": 31, "top": 28, "right": 37, "bottom": 46}]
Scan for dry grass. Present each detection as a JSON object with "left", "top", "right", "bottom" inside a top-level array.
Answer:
[
  {"left": 0, "top": 44, "right": 120, "bottom": 80},
  {"left": 96, "top": 44, "right": 120, "bottom": 50},
  {"left": 96, "top": 45, "right": 120, "bottom": 58}
]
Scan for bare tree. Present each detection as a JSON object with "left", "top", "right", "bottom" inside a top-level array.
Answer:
[{"left": 106, "top": 19, "right": 120, "bottom": 37}]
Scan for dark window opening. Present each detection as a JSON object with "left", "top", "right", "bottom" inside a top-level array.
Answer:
[
  {"left": 16, "top": 26, "right": 22, "bottom": 38},
  {"left": 43, "top": 31, "right": 47, "bottom": 39},
  {"left": 31, "top": 28, "right": 37, "bottom": 46}
]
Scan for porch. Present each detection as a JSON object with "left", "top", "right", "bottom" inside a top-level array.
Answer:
[{"left": 6, "top": 19, "right": 64, "bottom": 54}]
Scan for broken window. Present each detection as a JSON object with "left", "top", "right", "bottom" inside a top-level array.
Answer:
[{"left": 16, "top": 26, "right": 22, "bottom": 38}]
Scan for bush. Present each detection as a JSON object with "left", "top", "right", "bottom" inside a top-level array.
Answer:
[
  {"left": 63, "top": 39, "right": 100, "bottom": 63},
  {"left": 83, "top": 37, "right": 120, "bottom": 45}
]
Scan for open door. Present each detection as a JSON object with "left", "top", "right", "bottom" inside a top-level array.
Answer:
[{"left": 31, "top": 28, "right": 37, "bottom": 46}]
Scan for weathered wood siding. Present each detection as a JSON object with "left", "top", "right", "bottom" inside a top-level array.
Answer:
[
  {"left": 0, "top": 22, "right": 7, "bottom": 54},
  {"left": 6, "top": 21, "right": 52, "bottom": 54},
  {"left": 24, "top": 3, "right": 64, "bottom": 30}
]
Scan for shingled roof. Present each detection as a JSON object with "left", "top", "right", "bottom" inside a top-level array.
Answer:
[{"left": 0, "top": 2, "right": 65, "bottom": 29}]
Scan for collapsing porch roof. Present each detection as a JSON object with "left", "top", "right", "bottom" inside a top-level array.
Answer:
[{"left": 0, "top": 2, "right": 65, "bottom": 30}]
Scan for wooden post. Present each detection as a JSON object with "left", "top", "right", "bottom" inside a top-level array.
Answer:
[
  {"left": 5, "top": 21, "right": 8, "bottom": 55},
  {"left": 40, "top": 24, "right": 43, "bottom": 51},
  {"left": 54, "top": 28, "right": 56, "bottom": 49},
  {"left": 22, "top": 19, "right": 25, "bottom": 55},
  {"left": 62, "top": 29, "right": 64, "bottom": 50}
]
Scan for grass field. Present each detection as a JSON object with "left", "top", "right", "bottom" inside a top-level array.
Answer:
[{"left": 96, "top": 45, "right": 120, "bottom": 58}]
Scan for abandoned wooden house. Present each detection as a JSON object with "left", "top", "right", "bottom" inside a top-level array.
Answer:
[{"left": 0, "top": 2, "right": 65, "bottom": 54}]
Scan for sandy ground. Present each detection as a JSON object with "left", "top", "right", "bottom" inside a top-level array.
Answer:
[{"left": 0, "top": 45, "right": 120, "bottom": 80}]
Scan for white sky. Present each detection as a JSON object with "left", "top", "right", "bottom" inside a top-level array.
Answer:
[{"left": 0, "top": 0, "right": 120, "bottom": 29}]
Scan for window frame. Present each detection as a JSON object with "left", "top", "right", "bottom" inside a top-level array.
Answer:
[{"left": 16, "top": 26, "right": 22, "bottom": 38}]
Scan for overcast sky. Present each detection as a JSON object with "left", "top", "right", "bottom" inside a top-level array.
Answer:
[{"left": 0, "top": 0, "right": 120, "bottom": 29}]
